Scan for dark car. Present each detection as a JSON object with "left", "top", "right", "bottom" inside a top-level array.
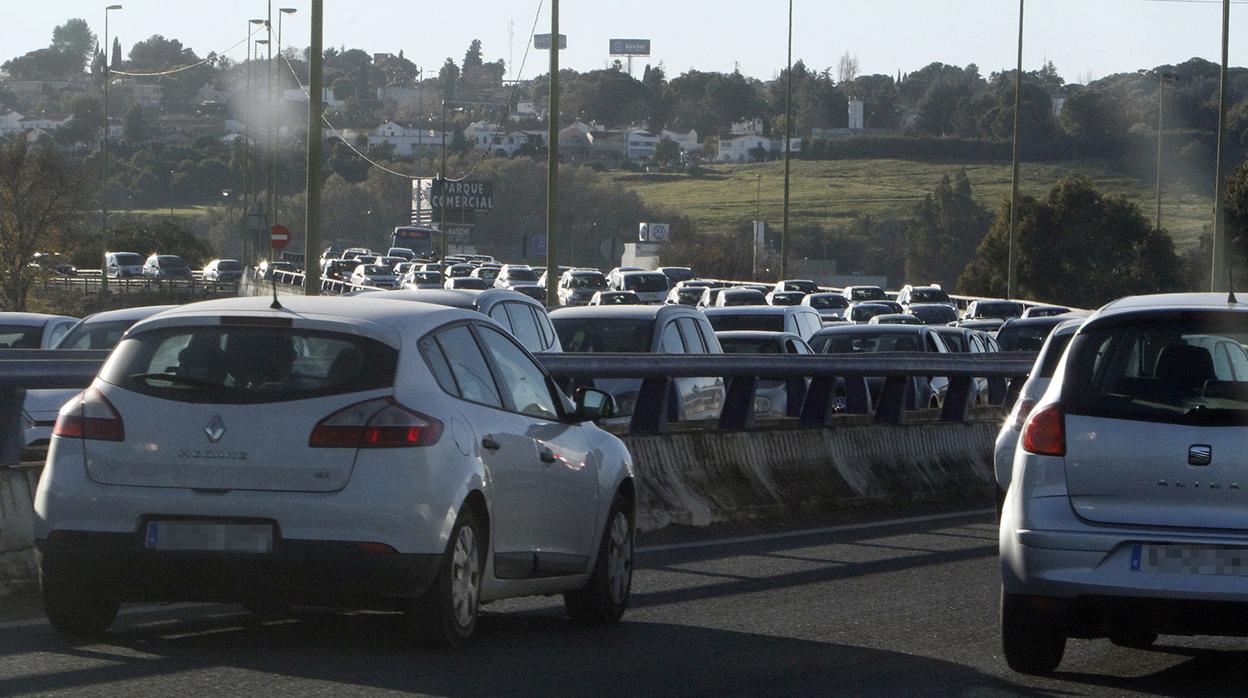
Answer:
[
  {"left": 767, "top": 291, "right": 805, "bottom": 306},
  {"left": 907, "top": 303, "right": 960, "bottom": 325},
  {"left": 994, "top": 316, "right": 1070, "bottom": 352},
  {"left": 964, "top": 299, "right": 1024, "bottom": 320},
  {"left": 810, "top": 324, "right": 952, "bottom": 410},
  {"left": 803, "top": 293, "right": 850, "bottom": 322},
  {"left": 715, "top": 330, "right": 812, "bottom": 419}
]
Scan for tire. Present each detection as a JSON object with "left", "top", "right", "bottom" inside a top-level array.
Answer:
[
  {"left": 41, "top": 564, "right": 119, "bottom": 639},
  {"left": 1001, "top": 588, "right": 1066, "bottom": 674},
  {"left": 408, "top": 507, "right": 484, "bottom": 648},
  {"left": 565, "top": 493, "right": 633, "bottom": 625}
]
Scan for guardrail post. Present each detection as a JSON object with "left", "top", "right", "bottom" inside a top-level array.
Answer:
[
  {"left": 0, "top": 388, "right": 27, "bottom": 466},
  {"left": 630, "top": 376, "right": 671, "bottom": 434},
  {"left": 783, "top": 376, "right": 806, "bottom": 418},
  {"left": 874, "top": 376, "right": 907, "bottom": 424},
  {"left": 719, "top": 375, "right": 757, "bottom": 430},
  {"left": 843, "top": 376, "right": 871, "bottom": 415},
  {"left": 798, "top": 376, "right": 834, "bottom": 427},
  {"left": 940, "top": 375, "right": 976, "bottom": 423},
  {"left": 987, "top": 376, "right": 1007, "bottom": 405}
]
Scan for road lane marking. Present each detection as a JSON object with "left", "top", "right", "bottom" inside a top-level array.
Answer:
[{"left": 636, "top": 508, "right": 994, "bottom": 554}]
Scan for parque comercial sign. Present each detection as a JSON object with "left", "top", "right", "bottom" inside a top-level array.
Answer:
[{"left": 431, "top": 180, "right": 495, "bottom": 213}]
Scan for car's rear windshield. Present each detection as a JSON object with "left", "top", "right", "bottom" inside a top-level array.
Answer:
[
  {"left": 785, "top": 281, "right": 818, "bottom": 294},
  {"left": 217, "top": 260, "right": 242, "bottom": 271},
  {"left": 807, "top": 295, "right": 848, "bottom": 310},
  {"left": 453, "top": 278, "right": 490, "bottom": 289},
  {"left": 101, "top": 326, "right": 398, "bottom": 404},
  {"left": 1064, "top": 313, "right": 1248, "bottom": 425},
  {"left": 849, "top": 287, "right": 886, "bottom": 301},
  {"left": 157, "top": 256, "right": 187, "bottom": 267},
  {"left": 974, "top": 302, "right": 1023, "bottom": 318},
  {"left": 722, "top": 291, "right": 765, "bottom": 306},
  {"left": 851, "top": 305, "right": 891, "bottom": 321},
  {"left": 719, "top": 338, "right": 780, "bottom": 354},
  {"left": 813, "top": 332, "right": 921, "bottom": 353},
  {"left": 623, "top": 274, "right": 669, "bottom": 293},
  {"left": 598, "top": 293, "right": 638, "bottom": 305},
  {"left": 554, "top": 318, "right": 655, "bottom": 353},
  {"left": 910, "top": 288, "right": 950, "bottom": 303},
  {"left": 570, "top": 273, "right": 607, "bottom": 289},
  {"left": 997, "top": 323, "right": 1057, "bottom": 352},
  {"left": 708, "top": 314, "right": 784, "bottom": 332},
  {"left": 662, "top": 268, "right": 695, "bottom": 283},
  {"left": 58, "top": 319, "right": 142, "bottom": 350},
  {"left": 506, "top": 269, "right": 538, "bottom": 282},
  {"left": 0, "top": 325, "right": 43, "bottom": 348},
  {"left": 911, "top": 306, "right": 957, "bottom": 323},
  {"left": 114, "top": 254, "right": 142, "bottom": 265},
  {"left": 770, "top": 293, "right": 803, "bottom": 306}
]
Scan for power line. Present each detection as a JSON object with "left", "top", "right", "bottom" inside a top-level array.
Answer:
[{"left": 109, "top": 27, "right": 261, "bottom": 80}]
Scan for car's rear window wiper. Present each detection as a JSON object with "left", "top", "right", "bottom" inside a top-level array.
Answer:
[{"left": 129, "top": 372, "right": 226, "bottom": 390}]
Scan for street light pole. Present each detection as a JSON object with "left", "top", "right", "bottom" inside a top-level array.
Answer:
[
  {"left": 1211, "top": 0, "right": 1232, "bottom": 292},
  {"left": 265, "top": 3, "right": 274, "bottom": 265},
  {"left": 303, "top": 0, "right": 323, "bottom": 296},
  {"left": 253, "top": 39, "right": 268, "bottom": 264},
  {"left": 779, "top": 0, "right": 793, "bottom": 281},
  {"left": 440, "top": 99, "right": 448, "bottom": 260},
  {"left": 545, "top": 0, "right": 560, "bottom": 308},
  {"left": 1007, "top": 0, "right": 1024, "bottom": 300},
  {"left": 101, "top": 4, "right": 122, "bottom": 293},
  {"left": 1140, "top": 70, "right": 1176, "bottom": 231},
  {"left": 275, "top": 8, "right": 295, "bottom": 236}
]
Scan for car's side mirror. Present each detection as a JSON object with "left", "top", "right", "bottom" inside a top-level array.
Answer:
[{"left": 572, "top": 387, "right": 615, "bottom": 422}]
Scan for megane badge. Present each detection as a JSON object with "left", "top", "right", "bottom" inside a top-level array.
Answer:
[
  {"left": 1189, "top": 445, "right": 1212, "bottom": 466},
  {"left": 204, "top": 415, "right": 226, "bottom": 443}
]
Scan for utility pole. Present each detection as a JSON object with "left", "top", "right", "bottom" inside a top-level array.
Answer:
[
  {"left": 1007, "top": 0, "right": 1024, "bottom": 299},
  {"left": 779, "top": 0, "right": 793, "bottom": 281},
  {"left": 303, "top": 0, "right": 323, "bottom": 295},
  {"left": 101, "top": 4, "right": 122, "bottom": 293},
  {"left": 266, "top": 2, "right": 274, "bottom": 264},
  {"left": 276, "top": 8, "right": 296, "bottom": 235},
  {"left": 1211, "top": 0, "right": 1232, "bottom": 292},
  {"left": 545, "top": 0, "right": 560, "bottom": 307},
  {"left": 1141, "top": 70, "right": 1177, "bottom": 231}
]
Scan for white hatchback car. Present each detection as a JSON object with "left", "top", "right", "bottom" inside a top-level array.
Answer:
[
  {"left": 1001, "top": 293, "right": 1248, "bottom": 674},
  {"left": 35, "top": 296, "right": 635, "bottom": 647}
]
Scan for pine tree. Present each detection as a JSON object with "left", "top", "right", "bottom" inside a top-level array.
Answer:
[{"left": 110, "top": 37, "right": 122, "bottom": 68}]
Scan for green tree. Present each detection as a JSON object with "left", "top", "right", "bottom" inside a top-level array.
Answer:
[
  {"left": 463, "top": 39, "right": 483, "bottom": 70},
  {"left": 51, "top": 18, "right": 96, "bottom": 72},
  {"left": 653, "top": 138, "right": 680, "bottom": 166},
  {"left": 439, "top": 58, "right": 459, "bottom": 101},
  {"left": 111, "top": 37, "right": 122, "bottom": 68},
  {"left": 958, "top": 177, "right": 1182, "bottom": 306},
  {"left": 56, "top": 95, "right": 103, "bottom": 145},
  {"left": 122, "top": 104, "right": 147, "bottom": 143},
  {"left": 0, "top": 135, "right": 90, "bottom": 310},
  {"left": 905, "top": 170, "right": 991, "bottom": 288},
  {"left": 1225, "top": 160, "right": 1248, "bottom": 265}
]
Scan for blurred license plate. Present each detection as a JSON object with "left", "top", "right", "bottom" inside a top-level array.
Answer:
[
  {"left": 145, "top": 521, "right": 273, "bottom": 553},
  {"left": 1130, "top": 544, "right": 1248, "bottom": 576}
]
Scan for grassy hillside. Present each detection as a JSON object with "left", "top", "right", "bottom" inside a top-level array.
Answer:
[{"left": 612, "top": 160, "right": 1212, "bottom": 250}]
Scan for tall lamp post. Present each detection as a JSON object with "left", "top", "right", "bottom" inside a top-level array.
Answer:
[
  {"left": 1139, "top": 69, "right": 1177, "bottom": 231},
  {"left": 779, "top": 0, "right": 793, "bottom": 281},
  {"left": 244, "top": 17, "right": 264, "bottom": 260},
  {"left": 101, "top": 4, "right": 122, "bottom": 293},
  {"left": 253, "top": 38, "right": 269, "bottom": 265},
  {"left": 274, "top": 8, "right": 296, "bottom": 232},
  {"left": 1007, "top": 0, "right": 1024, "bottom": 300},
  {"left": 1211, "top": 0, "right": 1232, "bottom": 292}
]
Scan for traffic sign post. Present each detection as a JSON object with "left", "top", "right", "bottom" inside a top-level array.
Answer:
[{"left": 270, "top": 224, "right": 290, "bottom": 251}]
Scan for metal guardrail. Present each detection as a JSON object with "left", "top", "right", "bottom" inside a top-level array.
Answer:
[
  {"left": 0, "top": 349, "right": 1034, "bottom": 462},
  {"left": 252, "top": 267, "right": 383, "bottom": 295},
  {"left": 41, "top": 270, "right": 241, "bottom": 296}
]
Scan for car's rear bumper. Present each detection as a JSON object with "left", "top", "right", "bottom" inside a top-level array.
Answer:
[{"left": 36, "top": 532, "right": 442, "bottom": 606}]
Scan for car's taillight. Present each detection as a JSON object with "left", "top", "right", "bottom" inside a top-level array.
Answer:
[
  {"left": 1021, "top": 403, "right": 1065, "bottom": 457},
  {"left": 309, "top": 397, "right": 442, "bottom": 448},
  {"left": 1006, "top": 397, "right": 1037, "bottom": 431},
  {"left": 53, "top": 388, "right": 125, "bottom": 441}
]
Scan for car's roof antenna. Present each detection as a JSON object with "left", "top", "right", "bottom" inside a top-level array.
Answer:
[
  {"left": 1229, "top": 265, "right": 1239, "bottom": 305},
  {"left": 270, "top": 269, "right": 284, "bottom": 310}
]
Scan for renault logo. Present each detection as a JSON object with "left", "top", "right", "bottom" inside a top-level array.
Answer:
[
  {"left": 1189, "top": 445, "right": 1212, "bottom": 466},
  {"left": 204, "top": 415, "right": 226, "bottom": 443}
]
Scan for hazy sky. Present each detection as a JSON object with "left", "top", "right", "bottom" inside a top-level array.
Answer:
[{"left": 3, "top": 0, "right": 1244, "bottom": 84}]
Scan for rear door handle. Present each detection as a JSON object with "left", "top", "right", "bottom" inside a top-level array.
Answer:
[{"left": 481, "top": 437, "right": 501, "bottom": 451}]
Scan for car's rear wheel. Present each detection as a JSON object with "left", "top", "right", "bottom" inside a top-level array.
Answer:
[
  {"left": 565, "top": 493, "right": 633, "bottom": 624},
  {"left": 41, "top": 564, "right": 119, "bottom": 639},
  {"left": 408, "top": 508, "right": 483, "bottom": 647},
  {"left": 1001, "top": 588, "right": 1066, "bottom": 674}
]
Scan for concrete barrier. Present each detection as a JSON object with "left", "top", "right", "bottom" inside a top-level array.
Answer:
[{"left": 0, "top": 418, "right": 1001, "bottom": 592}]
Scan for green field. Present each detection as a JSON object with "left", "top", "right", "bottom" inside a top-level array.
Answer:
[{"left": 613, "top": 160, "right": 1212, "bottom": 250}]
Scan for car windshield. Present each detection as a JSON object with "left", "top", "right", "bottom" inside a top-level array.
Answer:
[
  {"left": 0, "top": 324, "right": 44, "bottom": 348},
  {"left": 157, "top": 256, "right": 187, "bottom": 268},
  {"left": 997, "top": 323, "right": 1058, "bottom": 351},
  {"left": 851, "top": 305, "right": 891, "bottom": 321},
  {"left": 910, "top": 288, "right": 950, "bottom": 303},
  {"left": 849, "top": 287, "right": 886, "bottom": 301},
  {"left": 814, "top": 332, "right": 922, "bottom": 353},
  {"left": 807, "top": 295, "right": 849, "bottom": 310},
  {"left": 770, "top": 293, "right": 803, "bottom": 306},
  {"left": 707, "top": 314, "right": 784, "bottom": 332},
  {"left": 719, "top": 338, "right": 780, "bottom": 354},
  {"left": 599, "top": 293, "right": 639, "bottom": 305},
  {"left": 910, "top": 306, "right": 957, "bottom": 323},
  {"left": 412, "top": 272, "right": 442, "bottom": 283},
  {"left": 938, "top": 331, "right": 967, "bottom": 352},
  {"left": 785, "top": 281, "right": 818, "bottom": 294},
  {"left": 661, "top": 268, "right": 694, "bottom": 283},
  {"left": 101, "top": 326, "right": 398, "bottom": 404},
  {"left": 217, "top": 260, "right": 242, "bottom": 271},
  {"left": 570, "top": 274, "right": 607, "bottom": 289},
  {"left": 57, "top": 319, "right": 143, "bottom": 350},
  {"left": 623, "top": 274, "right": 669, "bottom": 292},
  {"left": 506, "top": 269, "right": 538, "bottom": 282},
  {"left": 453, "top": 278, "right": 490, "bottom": 289},
  {"left": 114, "top": 254, "right": 142, "bottom": 266},
  {"left": 1065, "top": 314, "right": 1248, "bottom": 425},
  {"left": 554, "top": 318, "right": 655, "bottom": 353}
]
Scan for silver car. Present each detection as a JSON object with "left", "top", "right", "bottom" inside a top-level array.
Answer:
[
  {"left": 1000, "top": 293, "right": 1248, "bottom": 674},
  {"left": 35, "top": 296, "right": 634, "bottom": 647}
]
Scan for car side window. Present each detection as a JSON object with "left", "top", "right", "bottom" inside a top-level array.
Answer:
[
  {"left": 1224, "top": 342, "right": 1248, "bottom": 381},
  {"left": 476, "top": 326, "right": 559, "bottom": 420},
  {"left": 659, "top": 321, "right": 685, "bottom": 353},
  {"left": 676, "top": 318, "right": 707, "bottom": 353},
  {"left": 503, "top": 302, "right": 543, "bottom": 352},
  {"left": 434, "top": 325, "right": 503, "bottom": 408},
  {"left": 488, "top": 304, "right": 514, "bottom": 334},
  {"left": 532, "top": 306, "right": 558, "bottom": 351},
  {"left": 418, "top": 335, "right": 459, "bottom": 396},
  {"left": 46, "top": 321, "right": 72, "bottom": 347}
]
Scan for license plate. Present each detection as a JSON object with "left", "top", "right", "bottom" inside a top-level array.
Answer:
[
  {"left": 1130, "top": 544, "right": 1248, "bottom": 576},
  {"left": 145, "top": 521, "right": 274, "bottom": 553}
]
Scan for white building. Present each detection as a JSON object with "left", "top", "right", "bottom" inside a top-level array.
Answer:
[
  {"left": 18, "top": 115, "right": 70, "bottom": 132},
  {"left": 660, "top": 128, "right": 699, "bottom": 153},
  {"left": 368, "top": 120, "right": 447, "bottom": 156},
  {"left": 509, "top": 101, "right": 544, "bottom": 121},
  {"left": 283, "top": 87, "right": 346, "bottom": 110},
  {"left": 0, "top": 109, "right": 25, "bottom": 135},
  {"left": 717, "top": 134, "right": 801, "bottom": 162},
  {"left": 730, "top": 118, "right": 765, "bottom": 135},
  {"left": 624, "top": 127, "right": 659, "bottom": 160},
  {"left": 463, "top": 120, "right": 543, "bottom": 156},
  {"left": 848, "top": 100, "right": 865, "bottom": 130}
]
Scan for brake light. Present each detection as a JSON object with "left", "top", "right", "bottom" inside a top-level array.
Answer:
[
  {"left": 53, "top": 388, "right": 125, "bottom": 442},
  {"left": 309, "top": 397, "right": 442, "bottom": 448},
  {"left": 1007, "top": 397, "right": 1037, "bottom": 431},
  {"left": 1021, "top": 403, "right": 1065, "bottom": 457}
]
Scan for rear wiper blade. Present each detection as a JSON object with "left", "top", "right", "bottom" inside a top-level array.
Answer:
[{"left": 129, "top": 372, "right": 225, "bottom": 390}]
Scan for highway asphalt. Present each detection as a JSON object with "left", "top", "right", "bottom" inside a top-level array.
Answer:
[{"left": 1, "top": 508, "right": 1246, "bottom": 696}]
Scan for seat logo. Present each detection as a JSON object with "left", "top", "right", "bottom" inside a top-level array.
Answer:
[
  {"left": 1189, "top": 444, "right": 1212, "bottom": 466},
  {"left": 204, "top": 415, "right": 226, "bottom": 443}
]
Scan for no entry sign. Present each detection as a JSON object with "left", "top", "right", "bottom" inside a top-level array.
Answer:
[{"left": 270, "top": 224, "right": 290, "bottom": 249}]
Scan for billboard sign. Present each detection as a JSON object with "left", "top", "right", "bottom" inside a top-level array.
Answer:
[
  {"left": 431, "top": 180, "right": 494, "bottom": 213},
  {"left": 609, "top": 39, "right": 651, "bottom": 56},
  {"left": 534, "top": 34, "right": 567, "bottom": 50},
  {"left": 638, "top": 222, "right": 670, "bottom": 243}
]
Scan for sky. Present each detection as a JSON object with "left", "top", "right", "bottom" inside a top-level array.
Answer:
[{"left": 3, "top": 0, "right": 1245, "bottom": 85}]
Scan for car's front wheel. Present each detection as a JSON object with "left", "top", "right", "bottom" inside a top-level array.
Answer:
[
  {"left": 408, "top": 508, "right": 484, "bottom": 647},
  {"left": 565, "top": 493, "right": 633, "bottom": 624},
  {"left": 41, "top": 563, "right": 119, "bottom": 639},
  {"left": 1001, "top": 588, "right": 1066, "bottom": 674}
]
